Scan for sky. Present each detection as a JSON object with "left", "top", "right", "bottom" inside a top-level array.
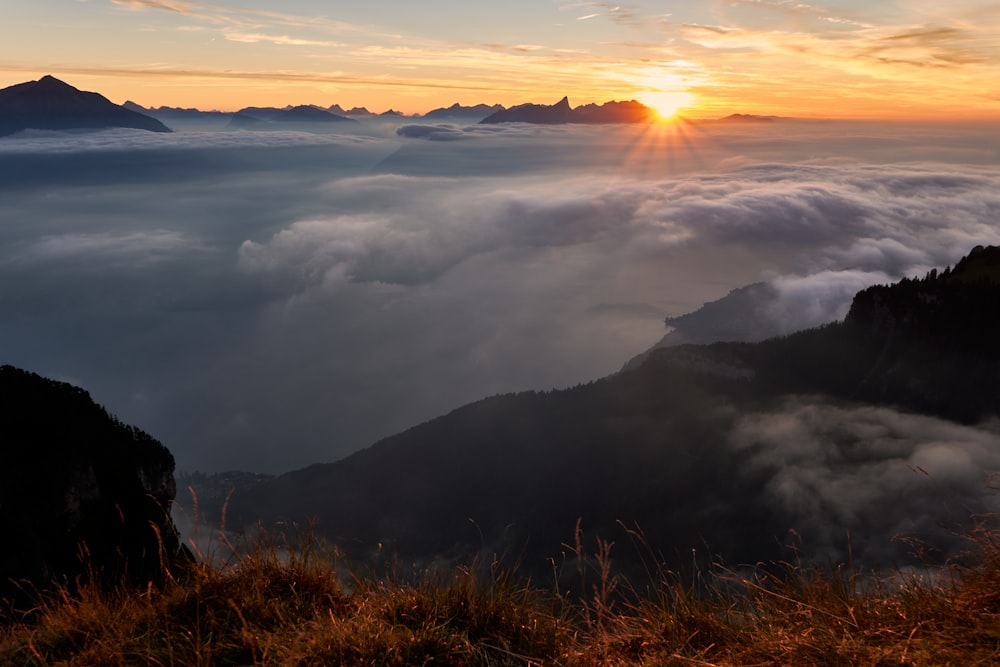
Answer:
[{"left": 2, "top": 0, "right": 999, "bottom": 117}]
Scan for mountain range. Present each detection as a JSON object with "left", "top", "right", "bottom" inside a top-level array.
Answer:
[
  {"left": 206, "top": 246, "right": 1000, "bottom": 581},
  {"left": 479, "top": 96, "right": 657, "bottom": 124},
  {"left": 0, "top": 76, "right": 698, "bottom": 136}
]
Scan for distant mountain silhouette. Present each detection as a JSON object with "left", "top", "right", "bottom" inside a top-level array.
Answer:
[
  {"left": 228, "top": 105, "right": 354, "bottom": 128},
  {"left": 234, "top": 106, "right": 287, "bottom": 121},
  {"left": 0, "top": 76, "right": 170, "bottom": 136},
  {"left": 223, "top": 246, "right": 1000, "bottom": 580},
  {"left": 422, "top": 103, "right": 505, "bottom": 120},
  {"left": 123, "top": 101, "right": 230, "bottom": 121},
  {"left": 343, "top": 106, "right": 374, "bottom": 118},
  {"left": 480, "top": 97, "right": 656, "bottom": 124},
  {"left": 274, "top": 105, "right": 353, "bottom": 122},
  {"left": 227, "top": 110, "right": 267, "bottom": 128}
]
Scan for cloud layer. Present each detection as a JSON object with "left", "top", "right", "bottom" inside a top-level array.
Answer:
[
  {"left": 730, "top": 398, "right": 1000, "bottom": 563},
  {"left": 1, "top": 120, "right": 998, "bottom": 472}
]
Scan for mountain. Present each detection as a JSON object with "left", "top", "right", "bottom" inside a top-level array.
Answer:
[
  {"left": 234, "top": 106, "right": 286, "bottom": 121},
  {"left": 480, "top": 97, "right": 657, "bottom": 124},
  {"left": 0, "top": 75, "right": 171, "bottom": 136},
  {"left": 0, "top": 366, "right": 188, "bottom": 605},
  {"left": 274, "top": 105, "right": 353, "bottom": 122},
  {"left": 343, "top": 106, "right": 374, "bottom": 118},
  {"left": 715, "top": 113, "right": 780, "bottom": 123},
  {"left": 422, "top": 103, "right": 505, "bottom": 120},
  {"left": 480, "top": 96, "right": 575, "bottom": 124},
  {"left": 123, "top": 101, "right": 230, "bottom": 122},
  {"left": 228, "top": 105, "right": 354, "bottom": 128},
  {"left": 573, "top": 99, "right": 659, "bottom": 123},
  {"left": 223, "top": 247, "right": 1000, "bottom": 579}
]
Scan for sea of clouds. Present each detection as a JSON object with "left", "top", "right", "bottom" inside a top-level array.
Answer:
[{"left": 1, "top": 119, "right": 998, "bottom": 472}]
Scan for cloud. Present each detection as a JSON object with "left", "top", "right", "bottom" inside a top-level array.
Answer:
[
  {"left": 1, "top": 121, "right": 999, "bottom": 475},
  {"left": 221, "top": 31, "right": 344, "bottom": 47},
  {"left": 238, "top": 159, "right": 1000, "bottom": 290},
  {"left": 110, "top": 0, "right": 367, "bottom": 34},
  {"left": 729, "top": 398, "right": 1000, "bottom": 562},
  {"left": 0, "top": 127, "right": 382, "bottom": 154},
  {"left": 10, "top": 230, "right": 197, "bottom": 267},
  {"left": 111, "top": 0, "right": 193, "bottom": 14},
  {"left": 395, "top": 124, "right": 468, "bottom": 142}
]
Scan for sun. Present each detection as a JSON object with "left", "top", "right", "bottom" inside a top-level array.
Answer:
[{"left": 639, "top": 91, "right": 696, "bottom": 120}]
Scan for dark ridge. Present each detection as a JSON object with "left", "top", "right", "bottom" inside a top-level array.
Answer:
[
  {"left": 0, "top": 366, "right": 189, "bottom": 607},
  {"left": 480, "top": 96, "right": 656, "bottom": 124}
]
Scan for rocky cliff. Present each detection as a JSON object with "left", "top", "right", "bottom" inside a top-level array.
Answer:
[{"left": 0, "top": 366, "right": 188, "bottom": 604}]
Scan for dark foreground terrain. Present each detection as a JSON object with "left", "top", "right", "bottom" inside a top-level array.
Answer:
[{"left": 2, "top": 520, "right": 999, "bottom": 665}]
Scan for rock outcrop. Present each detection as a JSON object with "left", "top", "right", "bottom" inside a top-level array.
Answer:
[{"left": 0, "top": 366, "right": 188, "bottom": 604}]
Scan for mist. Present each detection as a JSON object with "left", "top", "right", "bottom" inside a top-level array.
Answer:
[{"left": 1, "top": 119, "right": 998, "bottom": 472}]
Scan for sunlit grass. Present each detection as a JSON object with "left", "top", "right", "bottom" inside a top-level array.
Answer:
[{"left": 2, "top": 518, "right": 999, "bottom": 665}]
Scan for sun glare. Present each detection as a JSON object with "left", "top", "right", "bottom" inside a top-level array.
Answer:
[{"left": 640, "top": 91, "right": 695, "bottom": 120}]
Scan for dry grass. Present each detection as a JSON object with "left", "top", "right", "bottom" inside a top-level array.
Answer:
[{"left": 2, "top": 518, "right": 999, "bottom": 666}]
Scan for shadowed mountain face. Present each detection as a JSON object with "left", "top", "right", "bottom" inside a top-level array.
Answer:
[
  {"left": 0, "top": 76, "right": 171, "bottom": 136},
  {"left": 223, "top": 247, "right": 1000, "bottom": 580},
  {"left": 0, "top": 366, "right": 187, "bottom": 605}
]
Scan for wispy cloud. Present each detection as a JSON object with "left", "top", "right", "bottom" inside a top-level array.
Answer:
[
  {"left": 221, "top": 30, "right": 343, "bottom": 47},
  {"left": 560, "top": 2, "right": 643, "bottom": 27},
  {"left": 110, "top": 0, "right": 384, "bottom": 35}
]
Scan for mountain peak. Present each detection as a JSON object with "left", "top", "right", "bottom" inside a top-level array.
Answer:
[
  {"left": 0, "top": 75, "right": 171, "bottom": 136},
  {"left": 37, "top": 74, "right": 70, "bottom": 87},
  {"left": 480, "top": 96, "right": 654, "bottom": 125}
]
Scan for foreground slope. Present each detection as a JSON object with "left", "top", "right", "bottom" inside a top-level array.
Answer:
[{"left": 226, "top": 247, "right": 1000, "bottom": 575}]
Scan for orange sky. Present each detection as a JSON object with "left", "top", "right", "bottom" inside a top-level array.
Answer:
[{"left": 2, "top": 1, "right": 999, "bottom": 118}]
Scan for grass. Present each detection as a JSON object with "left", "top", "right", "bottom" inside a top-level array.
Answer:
[{"left": 2, "top": 518, "right": 999, "bottom": 666}]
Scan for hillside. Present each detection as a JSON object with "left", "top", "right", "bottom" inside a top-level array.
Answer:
[{"left": 221, "top": 246, "right": 1000, "bottom": 578}]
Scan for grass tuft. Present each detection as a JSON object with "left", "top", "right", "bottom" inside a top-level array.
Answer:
[{"left": 2, "top": 517, "right": 999, "bottom": 665}]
